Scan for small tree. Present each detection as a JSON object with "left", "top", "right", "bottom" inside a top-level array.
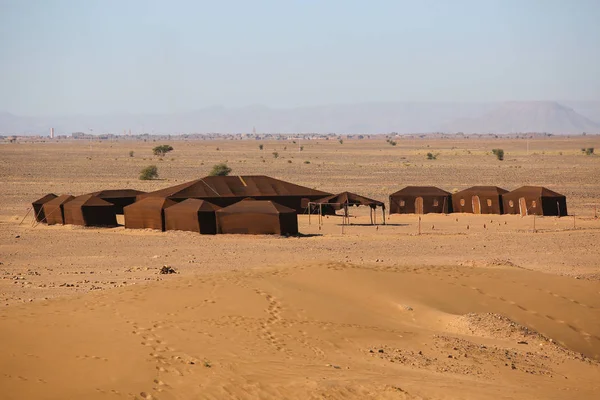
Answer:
[
  {"left": 139, "top": 165, "right": 158, "bottom": 180},
  {"left": 272, "top": 151, "right": 279, "bottom": 158},
  {"left": 152, "top": 145, "right": 173, "bottom": 157},
  {"left": 129, "top": 150, "right": 134, "bottom": 157},
  {"left": 585, "top": 147, "right": 595, "bottom": 155},
  {"left": 209, "top": 162, "right": 232, "bottom": 176},
  {"left": 259, "top": 144, "right": 264, "bottom": 150},
  {"left": 492, "top": 148, "right": 504, "bottom": 160}
]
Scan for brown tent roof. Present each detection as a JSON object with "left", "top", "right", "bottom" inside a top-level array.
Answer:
[
  {"left": 390, "top": 186, "right": 450, "bottom": 196},
  {"left": 42, "top": 195, "right": 75, "bottom": 225},
  {"left": 123, "top": 197, "right": 176, "bottom": 231},
  {"left": 141, "top": 175, "right": 330, "bottom": 200},
  {"left": 64, "top": 194, "right": 116, "bottom": 208},
  {"left": 506, "top": 186, "right": 564, "bottom": 197},
  {"left": 90, "top": 189, "right": 146, "bottom": 198},
  {"left": 217, "top": 199, "right": 296, "bottom": 215},
  {"left": 165, "top": 198, "right": 220, "bottom": 213},
  {"left": 316, "top": 191, "right": 384, "bottom": 207},
  {"left": 43, "top": 194, "right": 75, "bottom": 207},
  {"left": 454, "top": 186, "right": 508, "bottom": 196},
  {"left": 32, "top": 193, "right": 58, "bottom": 205}
]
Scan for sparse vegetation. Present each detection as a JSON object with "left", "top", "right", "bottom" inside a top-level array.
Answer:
[
  {"left": 152, "top": 145, "right": 173, "bottom": 157},
  {"left": 426, "top": 152, "right": 438, "bottom": 160},
  {"left": 139, "top": 165, "right": 158, "bottom": 180},
  {"left": 272, "top": 151, "right": 279, "bottom": 158},
  {"left": 209, "top": 162, "right": 232, "bottom": 176},
  {"left": 129, "top": 150, "right": 134, "bottom": 157},
  {"left": 300, "top": 145, "right": 304, "bottom": 151},
  {"left": 584, "top": 147, "right": 595, "bottom": 155},
  {"left": 287, "top": 160, "right": 292, "bottom": 163},
  {"left": 259, "top": 144, "right": 263, "bottom": 150},
  {"left": 339, "top": 139, "right": 344, "bottom": 144},
  {"left": 492, "top": 148, "right": 504, "bottom": 161},
  {"left": 304, "top": 160, "right": 311, "bottom": 164}
]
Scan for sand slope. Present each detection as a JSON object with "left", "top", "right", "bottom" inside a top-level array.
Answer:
[{"left": 1, "top": 262, "right": 599, "bottom": 400}]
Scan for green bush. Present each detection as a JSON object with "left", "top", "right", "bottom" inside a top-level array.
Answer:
[
  {"left": 426, "top": 152, "right": 437, "bottom": 160},
  {"left": 304, "top": 160, "right": 310, "bottom": 164},
  {"left": 129, "top": 150, "right": 134, "bottom": 157},
  {"left": 152, "top": 145, "right": 173, "bottom": 157},
  {"left": 259, "top": 144, "right": 263, "bottom": 150},
  {"left": 492, "top": 148, "right": 504, "bottom": 160},
  {"left": 209, "top": 163, "right": 232, "bottom": 176},
  {"left": 139, "top": 165, "right": 158, "bottom": 180},
  {"left": 272, "top": 151, "right": 279, "bottom": 158},
  {"left": 585, "top": 147, "right": 594, "bottom": 155}
]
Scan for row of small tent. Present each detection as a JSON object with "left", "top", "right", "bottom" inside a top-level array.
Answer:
[
  {"left": 389, "top": 186, "right": 568, "bottom": 216},
  {"left": 32, "top": 191, "right": 298, "bottom": 235}
]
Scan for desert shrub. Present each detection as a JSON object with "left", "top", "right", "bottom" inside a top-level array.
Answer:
[
  {"left": 339, "top": 139, "right": 344, "bottom": 144},
  {"left": 129, "top": 150, "right": 134, "bottom": 157},
  {"left": 272, "top": 151, "right": 279, "bottom": 158},
  {"left": 300, "top": 145, "right": 304, "bottom": 151},
  {"left": 152, "top": 145, "right": 173, "bottom": 157},
  {"left": 287, "top": 160, "right": 292, "bottom": 163},
  {"left": 139, "top": 165, "right": 158, "bottom": 180},
  {"left": 209, "top": 162, "right": 232, "bottom": 176},
  {"left": 389, "top": 140, "right": 397, "bottom": 146},
  {"left": 492, "top": 148, "right": 504, "bottom": 160},
  {"left": 259, "top": 144, "right": 263, "bottom": 150},
  {"left": 304, "top": 160, "right": 310, "bottom": 164},
  {"left": 426, "top": 152, "right": 437, "bottom": 160},
  {"left": 585, "top": 147, "right": 594, "bottom": 155}
]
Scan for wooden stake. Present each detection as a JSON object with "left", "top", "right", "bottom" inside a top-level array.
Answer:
[{"left": 418, "top": 216, "right": 421, "bottom": 235}]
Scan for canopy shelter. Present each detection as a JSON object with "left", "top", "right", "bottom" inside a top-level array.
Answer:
[
  {"left": 389, "top": 186, "right": 451, "bottom": 214},
  {"left": 63, "top": 195, "right": 118, "bottom": 227},
  {"left": 165, "top": 199, "right": 220, "bottom": 234},
  {"left": 313, "top": 191, "right": 386, "bottom": 225},
  {"left": 138, "top": 175, "right": 331, "bottom": 213},
  {"left": 42, "top": 195, "right": 75, "bottom": 225},
  {"left": 32, "top": 193, "right": 58, "bottom": 223},
  {"left": 215, "top": 199, "right": 298, "bottom": 235},
  {"left": 123, "top": 197, "right": 176, "bottom": 231},
  {"left": 452, "top": 186, "right": 508, "bottom": 214},
  {"left": 502, "top": 186, "right": 567, "bottom": 216},
  {"left": 88, "top": 189, "right": 146, "bottom": 214}
]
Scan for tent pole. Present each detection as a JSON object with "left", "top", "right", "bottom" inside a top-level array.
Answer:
[
  {"left": 308, "top": 202, "right": 311, "bottom": 225},
  {"left": 383, "top": 206, "right": 386, "bottom": 225},
  {"left": 19, "top": 207, "right": 32, "bottom": 225}
]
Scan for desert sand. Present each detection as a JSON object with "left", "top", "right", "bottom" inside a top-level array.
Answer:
[{"left": 1, "top": 136, "right": 600, "bottom": 399}]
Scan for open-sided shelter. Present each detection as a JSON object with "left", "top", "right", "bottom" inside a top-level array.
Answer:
[
  {"left": 502, "top": 186, "right": 567, "bottom": 216},
  {"left": 452, "top": 186, "right": 508, "bottom": 214},
  {"left": 42, "top": 195, "right": 75, "bottom": 225},
  {"left": 389, "top": 186, "right": 451, "bottom": 214},
  {"left": 165, "top": 199, "right": 220, "bottom": 234},
  {"left": 314, "top": 191, "right": 386, "bottom": 224},
  {"left": 32, "top": 193, "right": 58, "bottom": 223},
  {"left": 123, "top": 197, "right": 176, "bottom": 231},
  {"left": 88, "top": 189, "right": 146, "bottom": 214},
  {"left": 215, "top": 199, "right": 298, "bottom": 235},
  {"left": 63, "top": 195, "right": 118, "bottom": 227},
  {"left": 139, "top": 175, "right": 331, "bottom": 213}
]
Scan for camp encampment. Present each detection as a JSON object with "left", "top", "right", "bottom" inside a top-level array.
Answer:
[
  {"left": 63, "top": 195, "right": 118, "bottom": 227},
  {"left": 502, "top": 186, "right": 568, "bottom": 216},
  {"left": 452, "top": 186, "right": 508, "bottom": 214},
  {"left": 123, "top": 197, "right": 176, "bottom": 231},
  {"left": 165, "top": 199, "right": 220, "bottom": 234},
  {"left": 216, "top": 199, "right": 298, "bottom": 235},
  {"left": 389, "top": 187, "right": 451, "bottom": 214}
]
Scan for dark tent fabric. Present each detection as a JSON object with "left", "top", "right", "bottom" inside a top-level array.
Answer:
[
  {"left": 165, "top": 199, "right": 220, "bottom": 234},
  {"left": 32, "top": 193, "right": 58, "bottom": 223},
  {"left": 452, "top": 186, "right": 508, "bottom": 214},
  {"left": 139, "top": 175, "right": 331, "bottom": 213},
  {"left": 502, "top": 186, "right": 567, "bottom": 216},
  {"left": 123, "top": 197, "right": 176, "bottom": 231},
  {"left": 315, "top": 192, "right": 384, "bottom": 208},
  {"left": 89, "top": 189, "right": 146, "bottom": 214},
  {"left": 63, "top": 195, "right": 118, "bottom": 227},
  {"left": 42, "top": 195, "right": 75, "bottom": 225},
  {"left": 216, "top": 199, "right": 298, "bottom": 235},
  {"left": 389, "top": 186, "right": 451, "bottom": 214}
]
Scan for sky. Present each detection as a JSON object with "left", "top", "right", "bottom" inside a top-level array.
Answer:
[{"left": 1, "top": 0, "right": 599, "bottom": 116}]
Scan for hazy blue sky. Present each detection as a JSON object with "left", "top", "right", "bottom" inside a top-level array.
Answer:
[{"left": 1, "top": 0, "right": 599, "bottom": 115}]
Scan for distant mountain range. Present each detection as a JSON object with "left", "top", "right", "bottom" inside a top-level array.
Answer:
[{"left": 2, "top": 101, "right": 599, "bottom": 135}]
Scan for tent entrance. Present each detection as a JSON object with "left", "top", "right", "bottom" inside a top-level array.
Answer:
[
  {"left": 472, "top": 196, "right": 481, "bottom": 214},
  {"left": 519, "top": 197, "right": 527, "bottom": 216},
  {"left": 415, "top": 197, "right": 424, "bottom": 214}
]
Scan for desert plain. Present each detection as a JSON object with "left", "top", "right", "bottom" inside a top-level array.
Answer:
[{"left": 1, "top": 135, "right": 600, "bottom": 399}]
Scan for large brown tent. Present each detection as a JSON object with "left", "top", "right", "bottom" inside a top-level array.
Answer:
[
  {"left": 63, "top": 195, "right": 118, "bottom": 227},
  {"left": 88, "top": 189, "right": 146, "bottom": 214},
  {"left": 123, "top": 197, "right": 176, "bottom": 231},
  {"left": 389, "top": 186, "right": 451, "bottom": 214},
  {"left": 452, "top": 186, "right": 508, "bottom": 214},
  {"left": 165, "top": 199, "right": 220, "bottom": 234},
  {"left": 42, "top": 195, "right": 75, "bottom": 225},
  {"left": 32, "top": 193, "right": 58, "bottom": 223},
  {"left": 502, "top": 186, "right": 567, "bottom": 216},
  {"left": 315, "top": 191, "right": 386, "bottom": 224},
  {"left": 216, "top": 199, "right": 298, "bottom": 235},
  {"left": 139, "top": 175, "right": 331, "bottom": 213}
]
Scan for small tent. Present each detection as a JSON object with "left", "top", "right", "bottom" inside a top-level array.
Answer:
[
  {"left": 452, "top": 186, "right": 508, "bottom": 214},
  {"left": 88, "top": 189, "right": 146, "bottom": 214},
  {"left": 123, "top": 197, "right": 176, "bottom": 231},
  {"left": 216, "top": 199, "right": 298, "bottom": 235},
  {"left": 63, "top": 194, "right": 118, "bottom": 227},
  {"left": 502, "top": 186, "right": 567, "bottom": 216},
  {"left": 42, "top": 195, "right": 75, "bottom": 225},
  {"left": 32, "top": 193, "right": 58, "bottom": 223},
  {"left": 165, "top": 199, "right": 220, "bottom": 234},
  {"left": 389, "top": 186, "right": 451, "bottom": 214},
  {"left": 315, "top": 191, "right": 385, "bottom": 224}
]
